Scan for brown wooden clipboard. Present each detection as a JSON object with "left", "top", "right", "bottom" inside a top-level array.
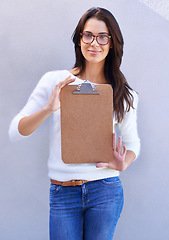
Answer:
[{"left": 60, "top": 81, "right": 114, "bottom": 164}]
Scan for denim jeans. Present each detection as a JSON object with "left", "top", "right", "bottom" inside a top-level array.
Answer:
[{"left": 49, "top": 176, "right": 124, "bottom": 240}]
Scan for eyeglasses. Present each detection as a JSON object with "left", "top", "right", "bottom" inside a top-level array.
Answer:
[{"left": 80, "top": 32, "right": 111, "bottom": 45}]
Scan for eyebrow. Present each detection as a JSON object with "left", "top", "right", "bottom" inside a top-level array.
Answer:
[{"left": 83, "top": 31, "right": 110, "bottom": 35}]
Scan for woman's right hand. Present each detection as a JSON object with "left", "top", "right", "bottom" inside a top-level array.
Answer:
[
  {"left": 18, "top": 75, "right": 75, "bottom": 136},
  {"left": 46, "top": 75, "right": 76, "bottom": 113}
]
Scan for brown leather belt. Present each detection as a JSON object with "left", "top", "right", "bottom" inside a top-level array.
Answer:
[{"left": 50, "top": 179, "right": 88, "bottom": 186}]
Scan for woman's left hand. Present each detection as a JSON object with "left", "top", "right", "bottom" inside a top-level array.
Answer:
[{"left": 96, "top": 132, "right": 128, "bottom": 171}]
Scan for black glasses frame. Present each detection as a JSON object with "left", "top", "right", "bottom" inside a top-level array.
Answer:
[{"left": 80, "top": 33, "right": 111, "bottom": 45}]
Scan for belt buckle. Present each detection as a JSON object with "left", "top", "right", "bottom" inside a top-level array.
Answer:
[{"left": 71, "top": 180, "right": 84, "bottom": 186}]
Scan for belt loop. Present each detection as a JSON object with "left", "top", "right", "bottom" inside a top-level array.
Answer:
[{"left": 72, "top": 180, "right": 76, "bottom": 186}]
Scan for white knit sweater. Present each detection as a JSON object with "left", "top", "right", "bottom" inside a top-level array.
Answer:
[{"left": 9, "top": 70, "right": 140, "bottom": 181}]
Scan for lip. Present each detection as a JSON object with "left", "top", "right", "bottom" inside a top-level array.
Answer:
[{"left": 88, "top": 50, "right": 101, "bottom": 55}]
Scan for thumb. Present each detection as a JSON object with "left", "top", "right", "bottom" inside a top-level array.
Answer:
[{"left": 96, "top": 162, "right": 109, "bottom": 168}]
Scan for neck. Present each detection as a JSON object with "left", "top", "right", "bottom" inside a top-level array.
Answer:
[{"left": 80, "top": 61, "right": 107, "bottom": 84}]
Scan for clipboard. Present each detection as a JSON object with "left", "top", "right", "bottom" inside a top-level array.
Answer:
[{"left": 60, "top": 81, "right": 114, "bottom": 164}]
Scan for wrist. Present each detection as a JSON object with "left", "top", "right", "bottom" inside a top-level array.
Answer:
[{"left": 43, "top": 105, "right": 55, "bottom": 115}]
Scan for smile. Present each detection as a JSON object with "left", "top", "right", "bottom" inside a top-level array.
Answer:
[{"left": 88, "top": 50, "right": 101, "bottom": 55}]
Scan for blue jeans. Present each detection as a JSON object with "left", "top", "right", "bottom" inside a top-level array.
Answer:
[{"left": 49, "top": 177, "right": 124, "bottom": 240}]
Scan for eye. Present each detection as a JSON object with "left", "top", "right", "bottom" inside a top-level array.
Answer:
[
  {"left": 84, "top": 33, "right": 92, "bottom": 38},
  {"left": 99, "top": 35, "right": 108, "bottom": 39}
]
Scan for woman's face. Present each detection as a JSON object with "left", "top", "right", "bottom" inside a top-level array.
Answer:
[{"left": 80, "top": 18, "right": 111, "bottom": 64}]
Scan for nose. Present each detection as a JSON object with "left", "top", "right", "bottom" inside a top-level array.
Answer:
[{"left": 91, "top": 36, "right": 99, "bottom": 46}]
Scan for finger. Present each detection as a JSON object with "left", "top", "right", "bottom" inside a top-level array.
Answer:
[
  {"left": 96, "top": 162, "right": 109, "bottom": 168},
  {"left": 61, "top": 77, "right": 76, "bottom": 88},
  {"left": 117, "top": 136, "right": 122, "bottom": 154},
  {"left": 59, "top": 76, "right": 76, "bottom": 89},
  {"left": 58, "top": 76, "right": 76, "bottom": 102},
  {"left": 112, "top": 132, "right": 116, "bottom": 151},
  {"left": 56, "top": 76, "right": 71, "bottom": 88},
  {"left": 53, "top": 76, "right": 73, "bottom": 94},
  {"left": 57, "top": 76, "right": 75, "bottom": 89},
  {"left": 122, "top": 144, "right": 127, "bottom": 158}
]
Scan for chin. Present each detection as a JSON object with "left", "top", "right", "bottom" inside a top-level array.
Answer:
[{"left": 88, "top": 58, "right": 105, "bottom": 65}]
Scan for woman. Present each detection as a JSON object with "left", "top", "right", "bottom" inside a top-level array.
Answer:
[{"left": 9, "top": 7, "right": 140, "bottom": 240}]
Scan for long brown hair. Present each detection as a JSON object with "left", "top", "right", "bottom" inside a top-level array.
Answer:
[{"left": 72, "top": 7, "right": 134, "bottom": 123}]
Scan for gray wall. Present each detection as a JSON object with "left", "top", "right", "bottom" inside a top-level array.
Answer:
[{"left": 1, "top": 0, "right": 169, "bottom": 239}]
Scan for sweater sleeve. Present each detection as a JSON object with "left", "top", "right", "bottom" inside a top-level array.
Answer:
[
  {"left": 117, "top": 91, "right": 141, "bottom": 159},
  {"left": 9, "top": 72, "right": 52, "bottom": 142}
]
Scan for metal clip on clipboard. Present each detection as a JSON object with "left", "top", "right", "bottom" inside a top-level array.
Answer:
[{"left": 73, "top": 80, "right": 100, "bottom": 95}]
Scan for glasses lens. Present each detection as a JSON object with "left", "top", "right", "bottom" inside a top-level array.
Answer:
[
  {"left": 97, "top": 35, "right": 109, "bottom": 45},
  {"left": 82, "top": 34, "right": 93, "bottom": 44}
]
